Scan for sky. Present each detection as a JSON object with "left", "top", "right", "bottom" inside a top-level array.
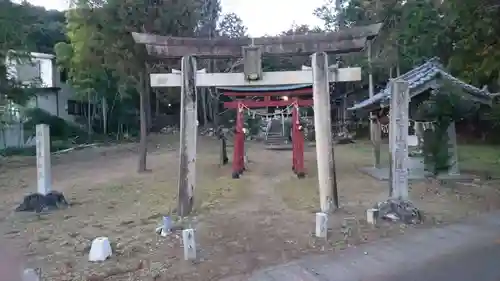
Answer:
[{"left": 24, "top": 0, "right": 325, "bottom": 36}]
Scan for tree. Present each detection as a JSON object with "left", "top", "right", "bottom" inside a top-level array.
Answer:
[
  {"left": 262, "top": 24, "right": 319, "bottom": 72},
  {"left": 22, "top": 4, "right": 67, "bottom": 54},
  {"left": 311, "top": 0, "right": 500, "bottom": 144},
  {"left": 314, "top": 0, "right": 500, "bottom": 89},
  {"left": 445, "top": 0, "right": 500, "bottom": 90},
  {"left": 56, "top": 0, "right": 205, "bottom": 171},
  {"left": 217, "top": 13, "right": 247, "bottom": 38},
  {"left": 196, "top": 0, "right": 221, "bottom": 126},
  {"left": 314, "top": 0, "right": 451, "bottom": 83},
  {"left": 0, "top": 1, "right": 42, "bottom": 106}
]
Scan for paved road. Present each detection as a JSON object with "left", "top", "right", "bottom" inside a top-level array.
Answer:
[
  {"left": 221, "top": 211, "right": 500, "bottom": 281},
  {"left": 377, "top": 242, "right": 500, "bottom": 281}
]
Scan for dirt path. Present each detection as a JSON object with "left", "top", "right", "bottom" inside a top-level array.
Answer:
[{"left": 222, "top": 145, "right": 295, "bottom": 213}]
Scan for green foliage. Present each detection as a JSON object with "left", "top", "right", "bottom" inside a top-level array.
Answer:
[
  {"left": 0, "top": 1, "right": 67, "bottom": 124},
  {"left": 445, "top": 0, "right": 500, "bottom": 88},
  {"left": 478, "top": 103, "right": 500, "bottom": 129},
  {"left": 415, "top": 84, "right": 477, "bottom": 174},
  {"left": 475, "top": 102, "right": 500, "bottom": 142},
  {"left": 49, "top": 0, "right": 214, "bottom": 141},
  {"left": 21, "top": 4, "right": 67, "bottom": 54},
  {"left": 0, "top": 142, "right": 72, "bottom": 157},
  {"left": 311, "top": 0, "right": 500, "bottom": 146},
  {"left": 314, "top": 0, "right": 500, "bottom": 93},
  {"left": 0, "top": 2, "right": 37, "bottom": 107},
  {"left": 0, "top": 1, "right": 35, "bottom": 52},
  {"left": 422, "top": 125, "right": 450, "bottom": 175},
  {"left": 244, "top": 114, "right": 262, "bottom": 136},
  {"left": 262, "top": 25, "right": 317, "bottom": 72},
  {"left": 217, "top": 13, "right": 248, "bottom": 38},
  {"left": 24, "top": 108, "right": 88, "bottom": 142}
]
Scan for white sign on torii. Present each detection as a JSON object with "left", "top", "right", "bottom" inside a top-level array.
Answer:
[{"left": 150, "top": 66, "right": 361, "bottom": 87}]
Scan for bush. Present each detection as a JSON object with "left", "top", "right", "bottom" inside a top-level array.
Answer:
[
  {"left": 0, "top": 142, "right": 72, "bottom": 157},
  {"left": 23, "top": 108, "right": 88, "bottom": 142},
  {"left": 422, "top": 127, "right": 450, "bottom": 175},
  {"left": 415, "top": 83, "right": 472, "bottom": 175}
]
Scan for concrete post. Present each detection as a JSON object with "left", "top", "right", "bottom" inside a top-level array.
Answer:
[
  {"left": 35, "top": 124, "right": 51, "bottom": 195},
  {"left": 182, "top": 228, "right": 197, "bottom": 260},
  {"left": 315, "top": 212, "right": 328, "bottom": 238}
]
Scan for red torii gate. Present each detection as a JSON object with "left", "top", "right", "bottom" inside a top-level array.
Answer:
[{"left": 218, "top": 84, "right": 313, "bottom": 179}]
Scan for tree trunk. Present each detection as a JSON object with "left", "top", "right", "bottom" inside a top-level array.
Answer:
[
  {"left": 102, "top": 97, "right": 108, "bottom": 135},
  {"left": 144, "top": 64, "right": 152, "bottom": 133},
  {"left": 207, "top": 89, "right": 213, "bottom": 123},
  {"left": 138, "top": 70, "right": 148, "bottom": 173},
  {"left": 212, "top": 93, "right": 219, "bottom": 127},
  {"left": 201, "top": 88, "right": 208, "bottom": 126},
  {"left": 208, "top": 59, "right": 218, "bottom": 126},
  {"left": 87, "top": 91, "right": 92, "bottom": 142},
  {"left": 155, "top": 90, "right": 160, "bottom": 117},
  {"left": 145, "top": 88, "right": 152, "bottom": 133}
]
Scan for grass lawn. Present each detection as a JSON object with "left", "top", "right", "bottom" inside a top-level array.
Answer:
[
  {"left": 458, "top": 144, "right": 500, "bottom": 177},
  {"left": 350, "top": 139, "right": 500, "bottom": 177}
]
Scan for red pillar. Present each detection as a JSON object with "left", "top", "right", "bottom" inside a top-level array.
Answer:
[
  {"left": 292, "top": 100, "right": 305, "bottom": 178},
  {"left": 232, "top": 102, "right": 245, "bottom": 179},
  {"left": 238, "top": 104, "right": 246, "bottom": 173},
  {"left": 292, "top": 101, "right": 298, "bottom": 173}
]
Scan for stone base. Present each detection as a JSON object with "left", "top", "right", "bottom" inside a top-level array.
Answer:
[
  {"left": 359, "top": 166, "right": 475, "bottom": 181},
  {"left": 265, "top": 144, "right": 293, "bottom": 150},
  {"left": 374, "top": 199, "right": 423, "bottom": 224},
  {"left": 15, "top": 190, "right": 69, "bottom": 213},
  {"left": 265, "top": 142, "right": 316, "bottom": 151}
]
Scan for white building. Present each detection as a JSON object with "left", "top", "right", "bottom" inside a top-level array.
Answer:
[
  {"left": 5, "top": 51, "right": 88, "bottom": 124},
  {"left": 1, "top": 51, "right": 93, "bottom": 149}
]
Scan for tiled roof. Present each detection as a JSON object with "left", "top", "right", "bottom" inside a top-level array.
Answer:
[{"left": 348, "top": 57, "right": 491, "bottom": 111}]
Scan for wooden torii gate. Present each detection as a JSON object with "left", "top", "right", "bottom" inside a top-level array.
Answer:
[{"left": 132, "top": 23, "right": 382, "bottom": 217}]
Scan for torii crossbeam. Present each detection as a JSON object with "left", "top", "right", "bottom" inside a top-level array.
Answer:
[
  {"left": 133, "top": 23, "right": 382, "bottom": 217},
  {"left": 132, "top": 23, "right": 381, "bottom": 58}
]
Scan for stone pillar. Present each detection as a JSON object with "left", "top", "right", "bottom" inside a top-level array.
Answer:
[
  {"left": 36, "top": 124, "right": 51, "bottom": 195},
  {"left": 178, "top": 55, "right": 198, "bottom": 217},
  {"left": 447, "top": 122, "right": 459, "bottom": 175},
  {"left": 389, "top": 80, "right": 410, "bottom": 200}
]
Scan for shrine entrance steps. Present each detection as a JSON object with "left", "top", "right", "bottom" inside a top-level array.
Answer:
[{"left": 265, "top": 132, "right": 292, "bottom": 150}]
